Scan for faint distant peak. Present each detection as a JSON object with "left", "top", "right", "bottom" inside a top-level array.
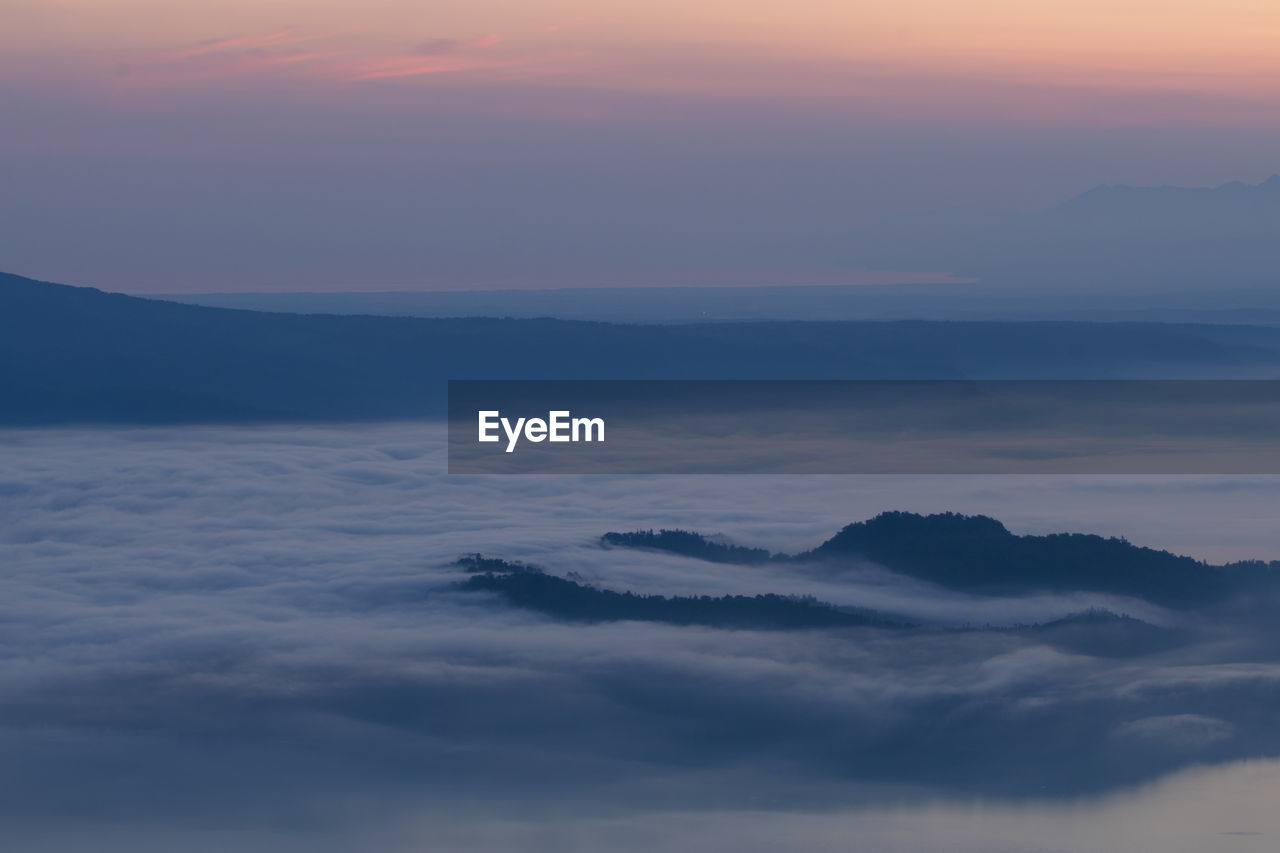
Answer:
[{"left": 1063, "top": 174, "right": 1280, "bottom": 206}]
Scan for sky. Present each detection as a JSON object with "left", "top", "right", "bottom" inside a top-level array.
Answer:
[{"left": 2, "top": 0, "right": 1279, "bottom": 291}]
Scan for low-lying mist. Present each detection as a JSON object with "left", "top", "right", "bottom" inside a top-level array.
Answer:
[{"left": 4, "top": 423, "right": 1280, "bottom": 850}]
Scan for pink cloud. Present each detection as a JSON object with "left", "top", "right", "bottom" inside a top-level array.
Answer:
[
  {"left": 119, "top": 28, "right": 346, "bottom": 86},
  {"left": 412, "top": 38, "right": 462, "bottom": 56},
  {"left": 116, "top": 27, "right": 567, "bottom": 89},
  {"left": 351, "top": 59, "right": 481, "bottom": 81},
  {"left": 255, "top": 51, "right": 344, "bottom": 68},
  {"left": 411, "top": 33, "right": 502, "bottom": 57},
  {"left": 464, "top": 34, "right": 503, "bottom": 49},
  {"left": 350, "top": 55, "right": 524, "bottom": 82},
  {"left": 166, "top": 28, "right": 311, "bottom": 61},
  {"left": 349, "top": 33, "right": 512, "bottom": 81}
]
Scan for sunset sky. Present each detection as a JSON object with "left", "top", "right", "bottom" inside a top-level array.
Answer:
[{"left": 3, "top": 0, "right": 1279, "bottom": 291}]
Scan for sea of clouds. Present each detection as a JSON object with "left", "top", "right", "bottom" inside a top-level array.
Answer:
[{"left": 3, "top": 422, "right": 1280, "bottom": 851}]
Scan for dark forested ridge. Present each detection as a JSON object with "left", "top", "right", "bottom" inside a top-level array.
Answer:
[
  {"left": 804, "top": 512, "right": 1231, "bottom": 606},
  {"left": 456, "top": 555, "right": 905, "bottom": 629},
  {"left": 459, "top": 510, "right": 1280, "bottom": 629},
  {"left": 8, "top": 271, "right": 1280, "bottom": 423},
  {"left": 601, "top": 530, "right": 774, "bottom": 563},
  {"left": 604, "top": 513, "right": 1279, "bottom": 608}
]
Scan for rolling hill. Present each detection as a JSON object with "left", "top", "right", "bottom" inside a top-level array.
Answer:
[{"left": 6, "top": 271, "right": 1280, "bottom": 423}]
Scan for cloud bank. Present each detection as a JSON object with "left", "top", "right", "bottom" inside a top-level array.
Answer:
[{"left": 4, "top": 423, "right": 1280, "bottom": 849}]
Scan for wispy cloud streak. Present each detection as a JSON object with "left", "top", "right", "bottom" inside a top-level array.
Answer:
[
  {"left": 118, "top": 28, "right": 557, "bottom": 87},
  {"left": 167, "top": 27, "right": 309, "bottom": 61}
]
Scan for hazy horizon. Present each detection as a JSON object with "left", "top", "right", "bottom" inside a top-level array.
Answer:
[{"left": 4, "top": 1, "right": 1279, "bottom": 294}]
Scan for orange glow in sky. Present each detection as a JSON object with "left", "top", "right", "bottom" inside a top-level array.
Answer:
[
  {"left": 4, "top": 0, "right": 1279, "bottom": 117},
  {"left": 3, "top": 0, "right": 1278, "bottom": 292}
]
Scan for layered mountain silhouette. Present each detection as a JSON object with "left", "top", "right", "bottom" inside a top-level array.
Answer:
[
  {"left": 6, "top": 271, "right": 1280, "bottom": 423},
  {"left": 455, "top": 549, "right": 1182, "bottom": 639},
  {"left": 604, "top": 512, "right": 1279, "bottom": 608},
  {"left": 457, "top": 513, "right": 1280, "bottom": 632}
]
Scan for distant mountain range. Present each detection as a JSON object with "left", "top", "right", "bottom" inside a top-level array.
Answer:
[
  {"left": 856, "top": 175, "right": 1280, "bottom": 288},
  {"left": 7, "top": 271, "right": 1280, "bottom": 424},
  {"left": 154, "top": 281, "right": 1280, "bottom": 326},
  {"left": 150, "top": 176, "right": 1280, "bottom": 324}
]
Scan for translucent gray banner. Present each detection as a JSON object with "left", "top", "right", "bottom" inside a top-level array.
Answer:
[{"left": 447, "top": 380, "right": 1280, "bottom": 474}]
